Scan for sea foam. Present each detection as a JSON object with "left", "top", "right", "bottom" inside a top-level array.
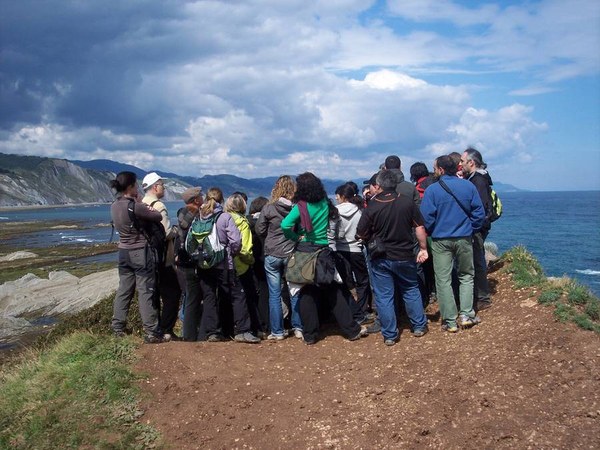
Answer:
[{"left": 576, "top": 269, "right": 600, "bottom": 276}]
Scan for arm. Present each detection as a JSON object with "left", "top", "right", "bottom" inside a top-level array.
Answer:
[
  {"left": 281, "top": 205, "right": 300, "bottom": 241},
  {"left": 355, "top": 208, "right": 372, "bottom": 242},
  {"left": 469, "top": 187, "right": 486, "bottom": 232},
  {"left": 134, "top": 201, "right": 162, "bottom": 222},
  {"left": 224, "top": 214, "right": 242, "bottom": 256},
  {"left": 255, "top": 207, "right": 269, "bottom": 237},
  {"left": 419, "top": 190, "right": 436, "bottom": 235},
  {"left": 415, "top": 226, "right": 428, "bottom": 263}
]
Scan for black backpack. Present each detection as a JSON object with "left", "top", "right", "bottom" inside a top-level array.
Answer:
[{"left": 128, "top": 199, "right": 167, "bottom": 267}]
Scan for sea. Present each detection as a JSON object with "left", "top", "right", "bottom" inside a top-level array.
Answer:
[{"left": 1, "top": 191, "right": 599, "bottom": 296}]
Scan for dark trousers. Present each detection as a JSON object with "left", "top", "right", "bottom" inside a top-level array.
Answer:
[
  {"left": 473, "top": 231, "right": 491, "bottom": 305},
  {"left": 181, "top": 266, "right": 203, "bottom": 341},
  {"left": 157, "top": 264, "right": 182, "bottom": 334},
  {"left": 239, "top": 269, "right": 263, "bottom": 334},
  {"left": 198, "top": 267, "right": 251, "bottom": 338},
  {"left": 337, "top": 251, "right": 372, "bottom": 319},
  {"left": 298, "top": 283, "right": 361, "bottom": 343}
]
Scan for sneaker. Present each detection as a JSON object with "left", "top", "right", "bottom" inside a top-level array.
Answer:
[
  {"left": 412, "top": 326, "right": 429, "bottom": 337},
  {"left": 366, "top": 319, "right": 382, "bottom": 334},
  {"left": 348, "top": 326, "right": 369, "bottom": 341},
  {"left": 207, "top": 333, "right": 225, "bottom": 342},
  {"left": 303, "top": 338, "right": 317, "bottom": 345},
  {"left": 234, "top": 332, "right": 261, "bottom": 344},
  {"left": 293, "top": 329, "right": 304, "bottom": 340},
  {"left": 441, "top": 323, "right": 459, "bottom": 333},
  {"left": 144, "top": 334, "right": 165, "bottom": 344},
  {"left": 164, "top": 332, "right": 181, "bottom": 342},
  {"left": 267, "top": 333, "right": 285, "bottom": 341},
  {"left": 384, "top": 337, "right": 398, "bottom": 346},
  {"left": 458, "top": 314, "right": 481, "bottom": 329}
]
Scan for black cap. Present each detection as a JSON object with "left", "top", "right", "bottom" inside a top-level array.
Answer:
[{"left": 363, "top": 172, "right": 379, "bottom": 186}]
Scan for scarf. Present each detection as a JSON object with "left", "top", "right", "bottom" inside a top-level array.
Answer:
[{"left": 297, "top": 200, "right": 313, "bottom": 233}]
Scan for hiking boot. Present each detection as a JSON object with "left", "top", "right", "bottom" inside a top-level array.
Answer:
[
  {"left": 113, "top": 330, "right": 127, "bottom": 338},
  {"left": 144, "top": 334, "right": 165, "bottom": 344},
  {"left": 458, "top": 314, "right": 481, "bottom": 329},
  {"left": 384, "top": 337, "right": 398, "bottom": 346},
  {"left": 293, "top": 329, "right": 304, "bottom": 340},
  {"left": 163, "top": 332, "right": 181, "bottom": 342},
  {"left": 207, "top": 333, "right": 225, "bottom": 342},
  {"left": 476, "top": 301, "right": 492, "bottom": 311},
  {"left": 412, "top": 326, "right": 429, "bottom": 337},
  {"left": 441, "top": 323, "right": 459, "bottom": 333},
  {"left": 348, "top": 326, "right": 369, "bottom": 341},
  {"left": 267, "top": 333, "right": 285, "bottom": 341},
  {"left": 234, "top": 332, "right": 261, "bottom": 344},
  {"left": 303, "top": 338, "right": 317, "bottom": 345},
  {"left": 366, "top": 319, "right": 382, "bottom": 334},
  {"left": 358, "top": 315, "right": 375, "bottom": 325}
]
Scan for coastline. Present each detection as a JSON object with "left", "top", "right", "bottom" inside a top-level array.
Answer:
[{"left": 0, "top": 201, "right": 111, "bottom": 212}]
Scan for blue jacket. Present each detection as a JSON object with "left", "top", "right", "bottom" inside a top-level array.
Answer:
[{"left": 420, "top": 175, "right": 485, "bottom": 238}]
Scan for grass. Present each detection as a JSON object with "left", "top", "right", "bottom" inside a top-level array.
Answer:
[
  {"left": 501, "top": 246, "right": 600, "bottom": 334},
  {"left": 0, "top": 332, "right": 162, "bottom": 449}
]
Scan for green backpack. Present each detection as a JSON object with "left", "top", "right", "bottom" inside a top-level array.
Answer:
[{"left": 185, "top": 212, "right": 225, "bottom": 269}]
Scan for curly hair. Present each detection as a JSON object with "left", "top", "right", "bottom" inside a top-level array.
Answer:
[
  {"left": 270, "top": 175, "right": 296, "bottom": 203},
  {"left": 292, "top": 172, "right": 327, "bottom": 203},
  {"left": 200, "top": 187, "right": 224, "bottom": 216}
]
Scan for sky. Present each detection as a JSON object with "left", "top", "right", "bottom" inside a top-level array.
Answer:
[{"left": 1, "top": 0, "right": 599, "bottom": 191}]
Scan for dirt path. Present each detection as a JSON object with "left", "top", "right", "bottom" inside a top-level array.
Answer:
[{"left": 136, "top": 270, "right": 600, "bottom": 449}]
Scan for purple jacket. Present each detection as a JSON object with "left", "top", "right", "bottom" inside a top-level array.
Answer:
[{"left": 200, "top": 203, "right": 241, "bottom": 270}]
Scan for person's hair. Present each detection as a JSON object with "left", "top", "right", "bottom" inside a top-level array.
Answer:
[
  {"left": 270, "top": 175, "right": 296, "bottom": 202},
  {"left": 437, "top": 155, "right": 458, "bottom": 176},
  {"left": 463, "top": 147, "right": 486, "bottom": 169},
  {"left": 110, "top": 171, "right": 137, "bottom": 193},
  {"left": 346, "top": 181, "right": 359, "bottom": 196},
  {"left": 410, "top": 162, "right": 430, "bottom": 183},
  {"left": 376, "top": 170, "right": 397, "bottom": 189},
  {"left": 225, "top": 193, "right": 247, "bottom": 215},
  {"left": 249, "top": 196, "right": 268, "bottom": 214},
  {"left": 335, "top": 182, "right": 362, "bottom": 208},
  {"left": 384, "top": 155, "right": 401, "bottom": 169},
  {"left": 293, "top": 172, "right": 327, "bottom": 203},
  {"left": 232, "top": 191, "right": 248, "bottom": 202},
  {"left": 200, "top": 187, "right": 224, "bottom": 216},
  {"left": 448, "top": 152, "right": 462, "bottom": 168}
]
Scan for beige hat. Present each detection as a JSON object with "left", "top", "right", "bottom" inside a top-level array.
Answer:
[{"left": 181, "top": 186, "right": 202, "bottom": 204}]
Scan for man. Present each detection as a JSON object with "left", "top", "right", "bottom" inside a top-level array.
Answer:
[
  {"left": 461, "top": 148, "right": 494, "bottom": 311},
  {"left": 383, "top": 155, "right": 420, "bottom": 204},
  {"left": 420, "top": 155, "right": 485, "bottom": 332},
  {"left": 356, "top": 170, "right": 429, "bottom": 346},
  {"left": 141, "top": 172, "right": 182, "bottom": 341},
  {"left": 176, "top": 186, "right": 204, "bottom": 341}
]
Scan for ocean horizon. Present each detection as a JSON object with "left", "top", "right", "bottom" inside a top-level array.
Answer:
[{"left": 1, "top": 190, "right": 599, "bottom": 296}]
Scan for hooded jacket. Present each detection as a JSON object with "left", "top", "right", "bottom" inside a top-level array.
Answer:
[
  {"left": 334, "top": 202, "right": 363, "bottom": 253},
  {"left": 255, "top": 198, "right": 296, "bottom": 258},
  {"left": 230, "top": 211, "right": 255, "bottom": 275},
  {"left": 199, "top": 203, "right": 241, "bottom": 270}
]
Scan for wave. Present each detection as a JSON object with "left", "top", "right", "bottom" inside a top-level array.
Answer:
[
  {"left": 575, "top": 269, "right": 600, "bottom": 276},
  {"left": 0, "top": 216, "right": 8, "bottom": 220}
]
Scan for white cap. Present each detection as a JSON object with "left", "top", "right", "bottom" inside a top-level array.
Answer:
[{"left": 141, "top": 172, "right": 164, "bottom": 190}]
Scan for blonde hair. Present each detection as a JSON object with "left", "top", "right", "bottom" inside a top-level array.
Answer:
[
  {"left": 225, "top": 193, "right": 247, "bottom": 215},
  {"left": 200, "top": 187, "right": 224, "bottom": 216},
  {"left": 270, "top": 175, "right": 295, "bottom": 203}
]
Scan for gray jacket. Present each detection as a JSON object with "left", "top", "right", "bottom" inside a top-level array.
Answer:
[{"left": 256, "top": 198, "right": 296, "bottom": 258}]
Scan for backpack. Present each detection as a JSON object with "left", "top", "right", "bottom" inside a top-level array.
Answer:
[
  {"left": 489, "top": 188, "right": 503, "bottom": 222},
  {"left": 128, "top": 199, "right": 167, "bottom": 266},
  {"left": 185, "top": 212, "right": 226, "bottom": 269}
]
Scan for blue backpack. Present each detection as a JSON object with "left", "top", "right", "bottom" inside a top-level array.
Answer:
[{"left": 185, "top": 212, "right": 225, "bottom": 269}]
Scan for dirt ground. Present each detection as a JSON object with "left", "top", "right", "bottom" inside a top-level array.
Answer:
[{"left": 136, "top": 269, "right": 600, "bottom": 449}]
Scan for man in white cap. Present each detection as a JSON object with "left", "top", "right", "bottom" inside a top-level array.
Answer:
[{"left": 142, "top": 172, "right": 182, "bottom": 340}]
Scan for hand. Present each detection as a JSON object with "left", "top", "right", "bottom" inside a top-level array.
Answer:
[{"left": 416, "top": 249, "right": 428, "bottom": 264}]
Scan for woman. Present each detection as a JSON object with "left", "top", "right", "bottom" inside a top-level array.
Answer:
[
  {"left": 195, "top": 187, "right": 260, "bottom": 343},
  {"left": 225, "top": 193, "right": 263, "bottom": 337},
  {"left": 409, "top": 162, "right": 435, "bottom": 200},
  {"left": 334, "top": 182, "right": 372, "bottom": 324},
  {"left": 281, "top": 172, "right": 366, "bottom": 345},
  {"left": 256, "top": 176, "right": 301, "bottom": 340},
  {"left": 109, "top": 171, "right": 165, "bottom": 343}
]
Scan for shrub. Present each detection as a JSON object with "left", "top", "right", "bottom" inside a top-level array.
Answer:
[
  {"left": 502, "top": 246, "right": 546, "bottom": 288},
  {"left": 539, "top": 287, "right": 562, "bottom": 305}
]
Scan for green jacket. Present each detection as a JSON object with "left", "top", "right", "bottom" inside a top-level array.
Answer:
[{"left": 281, "top": 199, "right": 329, "bottom": 246}]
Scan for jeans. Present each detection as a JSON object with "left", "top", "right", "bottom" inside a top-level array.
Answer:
[
  {"left": 431, "top": 237, "right": 476, "bottom": 326},
  {"left": 370, "top": 258, "right": 428, "bottom": 340},
  {"left": 264, "top": 255, "right": 302, "bottom": 336}
]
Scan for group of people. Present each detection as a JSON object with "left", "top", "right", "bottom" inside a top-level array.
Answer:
[{"left": 109, "top": 147, "right": 497, "bottom": 346}]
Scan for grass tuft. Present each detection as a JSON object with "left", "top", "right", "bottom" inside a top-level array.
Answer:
[
  {"left": 501, "top": 245, "right": 546, "bottom": 288},
  {"left": 0, "top": 332, "right": 162, "bottom": 449},
  {"left": 538, "top": 287, "right": 562, "bottom": 306}
]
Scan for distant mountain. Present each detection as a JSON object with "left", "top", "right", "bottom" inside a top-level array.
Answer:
[{"left": 0, "top": 153, "right": 525, "bottom": 206}]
